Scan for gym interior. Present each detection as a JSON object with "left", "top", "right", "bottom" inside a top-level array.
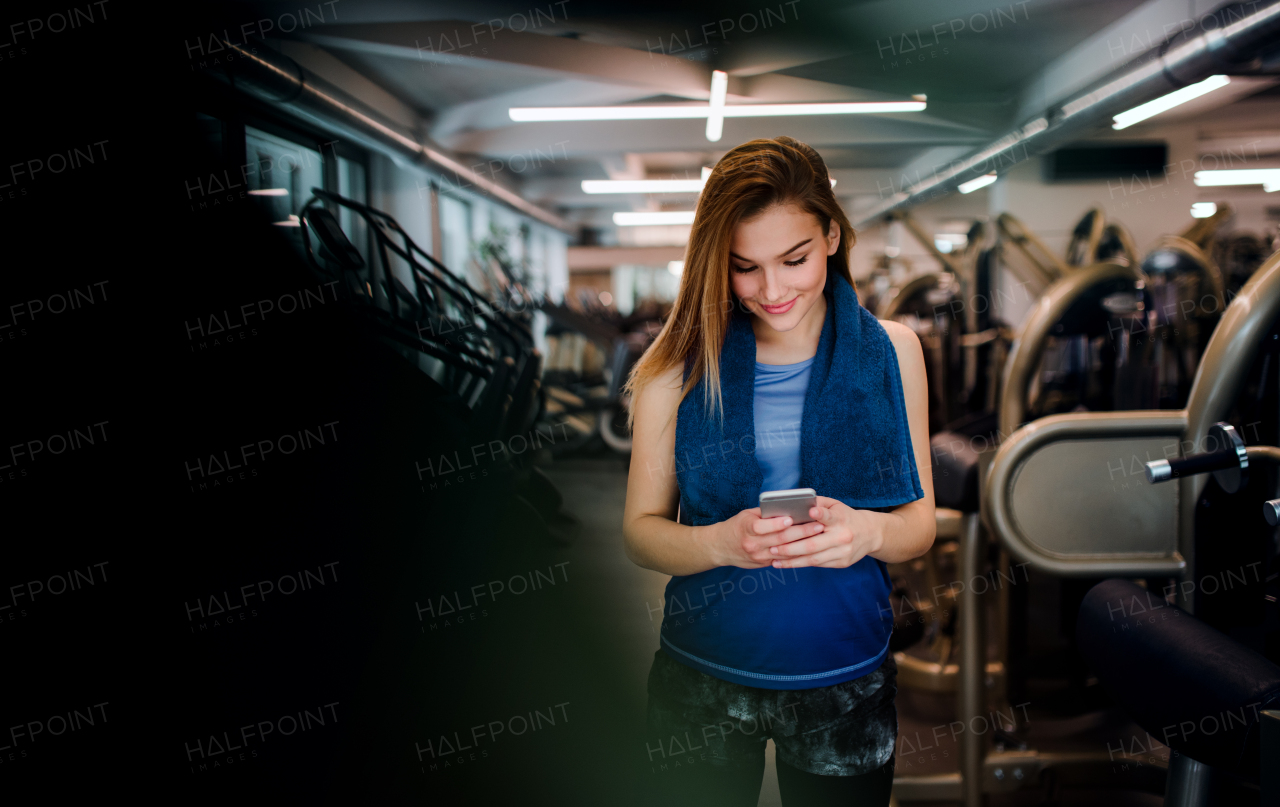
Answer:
[{"left": 5, "top": 0, "right": 1280, "bottom": 804}]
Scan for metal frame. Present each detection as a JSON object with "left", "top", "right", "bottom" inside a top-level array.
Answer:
[
  {"left": 995, "top": 212, "right": 1067, "bottom": 289},
  {"left": 911, "top": 252, "right": 1280, "bottom": 807},
  {"left": 998, "top": 261, "right": 1145, "bottom": 437},
  {"left": 1066, "top": 208, "right": 1107, "bottom": 268},
  {"left": 986, "top": 250, "right": 1280, "bottom": 589},
  {"left": 1145, "top": 235, "right": 1227, "bottom": 310}
]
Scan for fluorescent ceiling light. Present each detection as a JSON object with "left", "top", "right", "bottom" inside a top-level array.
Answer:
[
  {"left": 958, "top": 173, "right": 996, "bottom": 194},
  {"left": 1190, "top": 202, "right": 1218, "bottom": 218},
  {"left": 583, "top": 177, "right": 837, "bottom": 194},
  {"left": 249, "top": 188, "right": 289, "bottom": 196},
  {"left": 1112, "top": 75, "right": 1231, "bottom": 130},
  {"left": 511, "top": 101, "right": 926, "bottom": 122},
  {"left": 613, "top": 211, "right": 696, "bottom": 226},
  {"left": 1194, "top": 168, "right": 1280, "bottom": 192},
  {"left": 668, "top": 261, "right": 684, "bottom": 276},
  {"left": 706, "top": 70, "right": 728, "bottom": 143},
  {"left": 273, "top": 214, "right": 301, "bottom": 227}
]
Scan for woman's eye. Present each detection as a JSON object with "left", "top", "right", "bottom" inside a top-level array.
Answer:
[
  {"left": 732, "top": 264, "right": 757, "bottom": 273},
  {"left": 783, "top": 256, "right": 808, "bottom": 267}
]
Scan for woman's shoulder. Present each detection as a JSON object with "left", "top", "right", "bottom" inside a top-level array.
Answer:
[
  {"left": 876, "top": 318, "right": 921, "bottom": 351},
  {"left": 633, "top": 363, "right": 685, "bottom": 421},
  {"left": 876, "top": 319, "right": 924, "bottom": 369}
]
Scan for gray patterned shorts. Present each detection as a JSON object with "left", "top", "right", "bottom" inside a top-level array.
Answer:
[{"left": 645, "top": 648, "right": 898, "bottom": 777}]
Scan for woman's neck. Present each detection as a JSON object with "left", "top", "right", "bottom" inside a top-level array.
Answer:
[{"left": 752, "top": 292, "right": 827, "bottom": 365}]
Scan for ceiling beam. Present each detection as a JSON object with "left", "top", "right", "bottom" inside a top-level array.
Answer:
[{"left": 297, "top": 22, "right": 728, "bottom": 99}]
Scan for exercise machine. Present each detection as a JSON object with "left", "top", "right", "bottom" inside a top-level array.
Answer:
[{"left": 981, "top": 250, "right": 1280, "bottom": 803}]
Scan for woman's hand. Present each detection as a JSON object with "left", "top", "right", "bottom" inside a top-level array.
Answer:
[
  {"left": 766, "top": 496, "right": 885, "bottom": 569},
  {"left": 709, "top": 508, "right": 828, "bottom": 569}
]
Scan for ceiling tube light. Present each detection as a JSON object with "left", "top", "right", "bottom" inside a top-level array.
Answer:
[
  {"left": 1112, "top": 75, "right": 1231, "bottom": 130},
  {"left": 511, "top": 100, "right": 925, "bottom": 122},
  {"left": 958, "top": 173, "right": 997, "bottom": 194},
  {"left": 719, "top": 102, "right": 924, "bottom": 116},
  {"left": 706, "top": 70, "right": 728, "bottom": 142},
  {"left": 613, "top": 211, "right": 696, "bottom": 226},
  {"left": 1194, "top": 168, "right": 1280, "bottom": 192},
  {"left": 1190, "top": 202, "right": 1218, "bottom": 218},
  {"left": 249, "top": 188, "right": 289, "bottom": 196}
]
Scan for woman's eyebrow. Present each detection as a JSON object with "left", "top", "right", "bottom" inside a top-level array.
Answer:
[
  {"left": 778, "top": 238, "right": 812, "bottom": 257},
  {"left": 729, "top": 238, "right": 813, "bottom": 263}
]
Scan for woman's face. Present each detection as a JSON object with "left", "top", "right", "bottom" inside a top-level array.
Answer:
[{"left": 728, "top": 203, "right": 840, "bottom": 333}]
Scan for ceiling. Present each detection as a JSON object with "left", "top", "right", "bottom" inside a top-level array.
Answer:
[{"left": 238, "top": 0, "right": 1278, "bottom": 240}]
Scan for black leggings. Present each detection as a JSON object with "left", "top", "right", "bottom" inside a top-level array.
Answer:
[{"left": 645, "top": 752, "right": 895, "bottom": 807}]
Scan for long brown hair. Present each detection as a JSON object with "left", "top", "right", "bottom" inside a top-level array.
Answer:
[{"left": 624, "top": 136, "right": 856, "bottom": 425}]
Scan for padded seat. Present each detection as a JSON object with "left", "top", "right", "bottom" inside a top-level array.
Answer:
[
  {"left": 1076, "top": 578, "right": 1280, "bottom": 777},
  {"left": 930, "top": 430, "right": 980, "bottom": 511}
]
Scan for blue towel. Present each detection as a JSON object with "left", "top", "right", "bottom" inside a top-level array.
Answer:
[{"left": 675, "top": 271, "right": 923, "bottom": 526}]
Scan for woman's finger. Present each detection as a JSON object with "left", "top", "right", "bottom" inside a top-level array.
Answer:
[
  {"left": 776, "top": 521, "right": 825, "bottom": 545},
  {"left": 810, "top": 505, "right": 835, "bottom": 525},
  {"left": 770, "top": 529, "right": 835, "bottom": 558},
  {"left": 751, "top": 515, "right": 792, "bottom": 535},
  {"left": 774, "top": 544, "right": 855, "bottom": 569},
  {"left": 752, "top": 523, "right": 816, "bottom": 550}
]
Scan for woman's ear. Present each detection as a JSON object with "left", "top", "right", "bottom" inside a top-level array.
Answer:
[{"left": 826, "top": 219, "right": 841, "bottom": 255}]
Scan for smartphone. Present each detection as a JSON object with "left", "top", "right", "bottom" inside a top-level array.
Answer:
[{"left": 759, "top": 488, "right": 817, "bottom": 524}]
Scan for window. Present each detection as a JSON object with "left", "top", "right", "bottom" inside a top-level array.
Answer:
[
  {"left": 244, "top": 126, "right": 325, "bottom": 228},
  {"left": 336, "top": 155, "right": 368, "bottom": 263},
  {"left": 439, "top": 194, "right": 472, "bottom": 277}
]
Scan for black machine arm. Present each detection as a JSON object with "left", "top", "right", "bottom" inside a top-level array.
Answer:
[
  {"left": 1144, "top": 421, "right": 1248, "bottom": 486},
  {"left": 1144, "top": 421, "right": 1280, "bottom": 525}
]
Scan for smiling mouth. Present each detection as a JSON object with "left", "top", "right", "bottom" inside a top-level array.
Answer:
[{"left": 760, "top": 297, "right": 798, "bottom": 314}]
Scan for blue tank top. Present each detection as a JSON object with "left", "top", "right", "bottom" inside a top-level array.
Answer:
[
  {"left": 659, "top": 356, "right": 895, "bottom": 689},
  {"left": 753, "top": 357, "right": 813, "bottom": 490}
]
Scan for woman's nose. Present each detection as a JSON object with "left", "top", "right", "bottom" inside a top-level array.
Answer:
[{"left": 761, "top": 268, "right": 785, "bottom": 302}]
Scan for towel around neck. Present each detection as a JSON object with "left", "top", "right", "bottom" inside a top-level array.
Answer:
[{"left": 675, "top": 271, "right": 923, "bottom": 526}]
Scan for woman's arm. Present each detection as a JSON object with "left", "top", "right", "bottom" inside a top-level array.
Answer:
[
  {"left": 622, "top": 365, "right": 825, "bottom": 577},
  {"left": 767, "top": 319, "right": 937, "bottom": 568},
  {"left": 867, "top": 319, "right": 937, "bottom": 561}
]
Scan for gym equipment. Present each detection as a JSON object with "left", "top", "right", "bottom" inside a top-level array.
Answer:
[
  {"left": 982, "top": 251, "right": 1280, "bottom": 804},
  {"left": 296, "top": 188, "right": 579, "bottom": 538},
  {"left": 874, "top": 212, "right": 1001, "bottom": 433},
  {"left": 1180, "top": 202, "right": 1235, "bottom": 253},
  {"left": 1074, "top": 425, "right": 1280, "bottom": 804},
  {"left": 891, "top": 203, "right": 1249, "bottom": 803},
  {"left": 994, "top": 212, "right": 1068, "bottom": 288},
  {"left": 535, "top": 299, "right": 664, "bottom": 457}
]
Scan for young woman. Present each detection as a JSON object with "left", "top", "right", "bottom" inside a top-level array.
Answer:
[{"left": 622, "top": 137, "right": 936, "bottom": 807}]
